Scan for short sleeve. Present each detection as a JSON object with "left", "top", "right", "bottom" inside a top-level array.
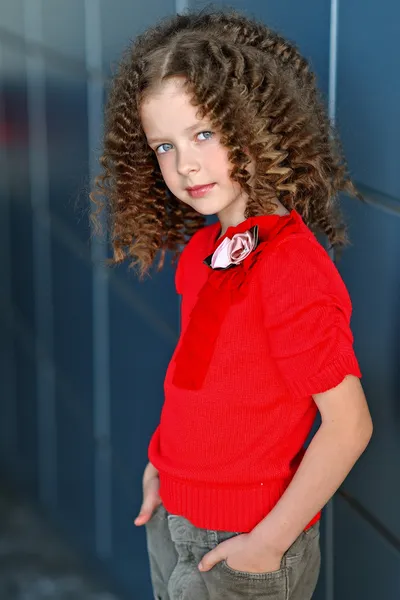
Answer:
[{"left": 260, "top": 236, "right": 361, "bottom": 398}]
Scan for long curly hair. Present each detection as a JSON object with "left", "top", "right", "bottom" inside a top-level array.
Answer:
[{"left": 91, "top": 8, "right": 361, "bottom": 278}]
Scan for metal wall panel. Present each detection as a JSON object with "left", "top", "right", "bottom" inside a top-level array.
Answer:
[
  {"left": 0, "top": 0, "right": 25, "bottom": 38},
  {"left": 339, "top": 197, "right": 400, "bottom": 538},
  {"left": 100, "top": 0, "right": 177, "bottom": 74},
  {"left": 45, "top": 67, "right": 91, "bottom": 243},
  {"left": 2, "top": 45, "right": 34, "bottom": 330},
  {"left": 191, "top": 0, "right": 331, "bottom": 97},
  {"left": 41, "top": 0, "right": 86, "bottom": 62},
  {"left": 55, "top": 378, "right": 96, "bottom": 554},
  {"left": 337, "top": 0, "right": 400, "bottom": 200},
  {"left": 334, "top": 495, "right": 400, "bottom": 599},
  {"left": 335, "top": 3, "right": 400, "bottom": 597},
  {"left": 14, "top": 341, "right": 39, "bottom": 494},
  {"left": 51, "top": 237, "right": 94, "bottom": 411}
]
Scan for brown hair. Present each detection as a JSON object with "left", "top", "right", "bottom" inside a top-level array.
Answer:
[{"left": 91, "top": 8, "right": 361, "bottom": 277}]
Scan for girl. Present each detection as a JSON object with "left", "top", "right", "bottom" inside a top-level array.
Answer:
[{"left": 93, "top": 9, "right": 373, "bottom": 600}]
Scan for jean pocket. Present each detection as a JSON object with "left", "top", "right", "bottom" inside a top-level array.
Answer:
[
  {"left": 209, "top": 560, "right": 287, "bottom": 600},
  {"left": 284, "top": 523, "right": 320, "bottom": 567},
  {"left": 219, "top": 559, "right": 287, "bottom": 581}
]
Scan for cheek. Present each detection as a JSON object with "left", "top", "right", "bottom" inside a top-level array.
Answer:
[
  {"left": 205, "top": 144, "right": 231, "bottom": 174},
  {"left": 157, "top": 156, "right": 175, "bottom": 184}
]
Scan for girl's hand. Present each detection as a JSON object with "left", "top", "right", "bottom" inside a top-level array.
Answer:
[
  {"left": 134, "top": 462, "right": 161, "bottom": 526},
  {"left": 198, "top": 533, "right": 283, "bottom": 574}
]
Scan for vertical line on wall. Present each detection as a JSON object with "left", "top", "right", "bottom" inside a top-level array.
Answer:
[
  {"left": 23, "top": 0, "right": 57, "bottom": 508},
  {"left": 329, "top": 0, "right": 339, "bottom": 127},
  {"left": 84, "top": 0, "right": 112, "bottom": 559},
  {"left": 326, "top": 1, "right": 340, "bottom": 599}
]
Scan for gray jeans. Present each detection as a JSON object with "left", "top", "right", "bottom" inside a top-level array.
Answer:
[{"left": 145, "top": 504, "right": 320, "bottom": 600}]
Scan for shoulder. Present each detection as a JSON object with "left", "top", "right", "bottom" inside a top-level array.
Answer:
[
  {"left": 258, "top": 221, "right": 351, "bottom": 306},
  {"left": 257, "top": 222, "right": 360, "bottom": 396}
]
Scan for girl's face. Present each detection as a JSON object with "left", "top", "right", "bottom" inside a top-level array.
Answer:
[{"left": 140, "top": 77, "right": 250, "bottom": 226}]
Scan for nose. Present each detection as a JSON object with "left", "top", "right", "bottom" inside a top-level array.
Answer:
[{"left": 176, "top": 148, "right": 200, "bottom": 176}]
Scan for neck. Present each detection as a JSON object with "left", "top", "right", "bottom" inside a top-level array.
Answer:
[
  {"left": 217, "top": 199, "right": 289, "bottom": 239},
  {"left": 216, "top": 195, "right": 248, "bottom": 239}
]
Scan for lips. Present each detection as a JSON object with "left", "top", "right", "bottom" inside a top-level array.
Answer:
[{"left": 186, "top": 183, "right": 215, "bottom": 198}]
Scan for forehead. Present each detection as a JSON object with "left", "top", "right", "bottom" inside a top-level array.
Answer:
[{"left": 140, "top": 78, "right": 203, "bottom": 135}]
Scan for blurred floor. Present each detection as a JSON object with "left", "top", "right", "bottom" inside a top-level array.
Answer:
[{"left": 0, "top": 482, "right": 120, "bottom": 600}]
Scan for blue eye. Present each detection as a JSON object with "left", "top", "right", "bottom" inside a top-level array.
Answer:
[
  {"left": 156, "top": 143, "right": 173, "bottom": 155},
  {"left": 197, "top": 131, "right": 213, "bottom": 141}
]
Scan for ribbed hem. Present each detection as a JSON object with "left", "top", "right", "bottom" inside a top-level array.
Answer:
[
  {"left": 158, "top": 473, "right": 318, "bottom": 533},
  {"left": 288, "top": 352, "right": 362, "bottom": 399}
]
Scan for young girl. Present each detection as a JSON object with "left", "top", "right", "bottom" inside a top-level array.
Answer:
[{"left": 93, "top": 9, "right": 373, "bottom": 600}]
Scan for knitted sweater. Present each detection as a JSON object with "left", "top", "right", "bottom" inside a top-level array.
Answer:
[{"left": 148, "top": 210, "right": 361, "bottom": 532}]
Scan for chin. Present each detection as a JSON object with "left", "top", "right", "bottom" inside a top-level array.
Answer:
[
  {"left": 192, "top": 207, "right": 220, "bottom": 217},
  {"left": 186, "top": 200, "right": 230, "bottom": 217}
]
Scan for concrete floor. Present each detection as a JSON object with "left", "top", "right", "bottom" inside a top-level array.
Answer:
[{"left": 0, "top": 484, "right": 120, "bottom": 600}]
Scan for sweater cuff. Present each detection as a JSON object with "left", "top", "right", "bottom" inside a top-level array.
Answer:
[{"left": 286, "top": 352, "right": 362, "bottom": 399}]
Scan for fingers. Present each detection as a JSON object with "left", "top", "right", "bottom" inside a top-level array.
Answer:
[
  {"left": 134, "top": 463, "right": 161, "bottom": 526},
  {"left": 134, "top": 497, "right": 160, "bottom": 525},
  {"left": 198, "top": 547, "right": 225, "bottom": 572},
  {"left": 134, "top": 489, "right": 161, "bottom": 525}
]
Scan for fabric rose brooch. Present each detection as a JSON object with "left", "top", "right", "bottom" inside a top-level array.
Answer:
[{"left": 203, "top": 225, "right": 259, "bottom": 270}]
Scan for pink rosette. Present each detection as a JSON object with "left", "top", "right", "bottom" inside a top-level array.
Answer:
[
  {"left": 211, "top": 229, "right": 257, "bottom": 269},
  {"left": 204, "top": 225, "right": 259, "bottom": 272}
]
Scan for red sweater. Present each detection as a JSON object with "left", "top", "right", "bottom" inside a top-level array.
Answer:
[{"left": 148, "top": 210, "right": 361, "bottom": 532}]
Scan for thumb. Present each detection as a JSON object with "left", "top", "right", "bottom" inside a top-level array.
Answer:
[
  {"left": 198, "top": 547, "right": 225, "bottom": 572},
  {"left": 134, "top": 496, "right": 160, "bottom": 526}
]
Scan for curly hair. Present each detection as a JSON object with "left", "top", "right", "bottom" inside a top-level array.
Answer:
[{"left": 91, "top": 8, "right": 361, "bottom": 277}]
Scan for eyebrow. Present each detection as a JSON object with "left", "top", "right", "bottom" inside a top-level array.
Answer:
[{"left": 147, "top": 122, "right": 209, "bottom": 145}]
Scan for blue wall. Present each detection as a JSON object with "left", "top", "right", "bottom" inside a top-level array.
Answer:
[{"left": 0, "top": 1, "right": 399, "bottom": 598}]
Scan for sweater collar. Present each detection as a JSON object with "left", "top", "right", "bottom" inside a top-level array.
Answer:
[{"left": 211, "top": 209, "right": 300, "bottom": 251}]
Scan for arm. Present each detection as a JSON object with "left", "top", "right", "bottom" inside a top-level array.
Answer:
[
  {"left": 250, "top": 374, "right": 372, "bottom": 553},
  {"left": 134, "top": 461, "right": 161, "bottom": 526},
  {"left": 199, "top": 375, "right": 372, "bottom": 572}
]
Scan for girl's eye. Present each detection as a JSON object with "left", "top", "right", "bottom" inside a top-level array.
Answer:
[
  {"left": 197, "top": 131, "right": 213, "bottom": 141},
  {"left": 156, "top": 143, "right": 173, "bottom": 155}
]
